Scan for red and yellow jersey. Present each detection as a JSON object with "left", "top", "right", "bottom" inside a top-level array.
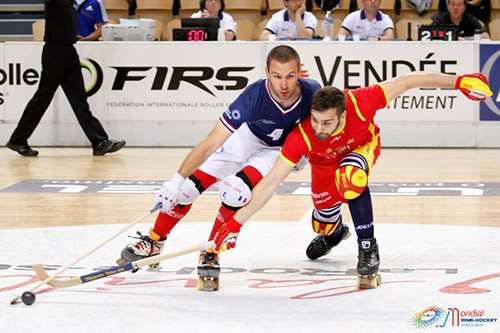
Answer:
[{"left": 280, "top": 84, "right": 389, "bottom": 166}]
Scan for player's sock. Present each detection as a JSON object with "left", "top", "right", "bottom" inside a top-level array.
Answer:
[
  {"left": 347, "top": 186, "right": 374, "bottom": 239},
  {"left": 208, "top": 205, "right": 237, "bottom": 241},
  {"left": 153, "top": 204, "right": 192, "bottom": 239},
  {"left": 208, "top": 165, "right": 263, "bottom": 241}
]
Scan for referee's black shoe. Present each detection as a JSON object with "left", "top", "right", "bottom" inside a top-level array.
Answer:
[
  {"left": 93, "top": 139, "right": 126, "bottom": 156},
  {"left": 6, "top": 141, "right": 39, "bottom": 157}
]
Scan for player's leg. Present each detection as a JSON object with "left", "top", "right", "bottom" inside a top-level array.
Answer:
[
  {"left": 198, "top": 130, "right": 279, "bottom": 291},
  {"left": 339, "top": 137, "right": 381, "bottom": 288},
  {"left": 306, "top": 204, "right": 351, "bottom": 260},
  {"left": 306, "top": 164, "right": 351, "bottom": 260},
  {"left": 198, "top": 164, "right": 264, "bottom": 291},
  {"left": 119, "top": 169, "right": 217, "bottom": 266}
]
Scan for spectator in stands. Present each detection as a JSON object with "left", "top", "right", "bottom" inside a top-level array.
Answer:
[
  {"left": 191, "top": 0, "right": 236, "bottom": 40},
  {"left": 126, "top": 0, "right": 137, "bottom": 17},
  {"left": 259, "top": 0, "right": 318, "bottom": 40},
  {"left": 438, "top": 0, "right": 491, "bottom": 25},
  {"left": 338, "top": 0, "right": 394, "bottom": 40},
  {"left": 76, "top": 0, "right": 109, "bottom": 41},
  {"left": 433, "top": 0, "right": 490, "bottom": 38}
]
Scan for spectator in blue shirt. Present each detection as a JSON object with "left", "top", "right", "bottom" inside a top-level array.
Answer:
[{"left": 76, "top": 0, "right": 109, "bottom": 41}]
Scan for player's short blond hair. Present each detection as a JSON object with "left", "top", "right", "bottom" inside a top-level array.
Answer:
[{"left": 266, "top": 45, "right": 301, "bottom": 70}]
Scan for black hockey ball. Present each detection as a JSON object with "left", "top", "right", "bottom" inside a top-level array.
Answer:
[{"left": 21, "top": 291, "right": 36, "bottom": 306}]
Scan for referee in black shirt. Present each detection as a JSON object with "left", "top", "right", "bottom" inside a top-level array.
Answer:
[{"left": 6, "top": 0, "right": 125, "bottom": 156}]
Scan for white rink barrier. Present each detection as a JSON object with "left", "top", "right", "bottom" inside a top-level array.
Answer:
[{"left": 0, "top": 41, "right": 498, "bottom": 147}]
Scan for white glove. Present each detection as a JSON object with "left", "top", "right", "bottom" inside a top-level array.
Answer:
[{"left": 154, "top": 173, "right": 186, "bottom": 213}]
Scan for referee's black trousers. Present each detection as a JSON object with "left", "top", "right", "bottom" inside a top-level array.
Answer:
[{"left": 10, "top": 42, "right": 108, "bottom": 146}]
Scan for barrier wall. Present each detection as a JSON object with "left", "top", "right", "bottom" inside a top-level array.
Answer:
[{"left": 0, "top": 41, "right": 498, "bottom": 147}]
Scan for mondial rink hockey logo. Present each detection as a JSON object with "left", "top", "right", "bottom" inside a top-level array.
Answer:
[
  {"left": 80, "top": 58, "right": 104, "bottom": 97},
  {"left": 479, "top": 45, "right": 500, "bottom": 120},
  {"left": 412, "top": 306, "right": 446, "bottom": 329}
]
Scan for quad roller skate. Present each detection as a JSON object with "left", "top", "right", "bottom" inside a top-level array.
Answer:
[{"left": 357, "top": 237, "right": 381, "bottom": 289}]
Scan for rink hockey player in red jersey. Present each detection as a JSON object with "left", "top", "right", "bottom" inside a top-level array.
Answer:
[{"left": 212, "top": 72, "right": 492, "bottom": 289}]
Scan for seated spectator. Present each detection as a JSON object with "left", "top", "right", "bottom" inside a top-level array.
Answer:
[
  {"left": 191, "top": 0, "right": 236, "bottom": 40},
  {"left": 126, "top": 0, "right": 137, "bottom": 17},
  {"left": 438, "top": 0, "right": 491, "bottom": 25},
  {"left": 260, "top": 0, "right": 318, "bottom": 40},
  {"left": 338, "top": 0, "right": 394, "bottom": 40},
  {"left": 76, "top": 0, "right": 109, "bottom": 41},
  {"left": 433, "top": 0, "right": 489, "bottom": 38}
]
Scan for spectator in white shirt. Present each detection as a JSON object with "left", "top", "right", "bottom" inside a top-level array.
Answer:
[
  {"left": 191, "top": 0, "right": 236, "bottom": 40},
  {"left": 338, "top": 0, "right": 394, "bottom": 40},
  {"left": 260, "top": 0, "right": 318, "bottom": 40}
]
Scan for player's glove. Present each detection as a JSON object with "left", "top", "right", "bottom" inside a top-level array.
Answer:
[
  {"left": 455, "top": 73, "right": 493, "bottom": 101},
  {"left": 214, "top": 217, "right": 242, "bottom": 252},
  {"left": 154, "top": 173, "right": 185, "bottom": 213}
]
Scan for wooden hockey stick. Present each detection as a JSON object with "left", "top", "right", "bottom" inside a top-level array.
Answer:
[
  {"left": 32, "top": 241, "right": 214, "bottom": 288},
  {"left": 10, "top": 203, "right": 161, "bottom": 305}
]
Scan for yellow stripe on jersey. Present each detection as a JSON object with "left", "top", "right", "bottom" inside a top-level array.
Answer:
[
  {"left": 279, "top": 153, "right": 296, "bottom": 167},
  {"left": 298, "top": 123, "right": 312, "bottom": 151},
  {"left": 378, "top": 84, "right": 389, "bottom": 107},
  {"left": 347, "top": 91, "right": 366, "bottom": 122},
  {"left": 353, "top": 123, "right": 379, "bottom": 170}
]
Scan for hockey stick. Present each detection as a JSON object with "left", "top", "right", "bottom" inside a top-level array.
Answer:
[
  {"left": 32, "top": 241, "right": 214, "bottom": 288},
  {"left": 10, "top": 203, "right": 161, "bottom": 305}
]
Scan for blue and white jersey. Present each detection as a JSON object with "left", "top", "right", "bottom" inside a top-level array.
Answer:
[
  {"left": 219, "top": 78, "right": 321, "bottom": 147},
  {"left": 75, "top": 0, "right": 108, "bottom": 38}
]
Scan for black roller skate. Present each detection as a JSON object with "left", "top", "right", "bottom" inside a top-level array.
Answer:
[
  {"left": 357, "top": 237, "right": 381, "bottom": 289},
  {"left": 117, "top": 229, "right": 165, "bottom": 272},
  {"left": 306, "top": 224, "right": 351, "bottom": 260},
  {"left": 197, "top": 250, "right": 220, "bottom": 291}
]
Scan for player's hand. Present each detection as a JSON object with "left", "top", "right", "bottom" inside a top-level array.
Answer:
[
  {"left": 455, "top": 73, "right": 493, "bottom": 101},
  {"left": 154, "top": 174, "right": 185, "bottom": 213},
  {"left": 296, "top": 4, "right": 306, "bottom": 19},
  {"left": 214, "top": 217, "right": 242, "bottom": 252}
]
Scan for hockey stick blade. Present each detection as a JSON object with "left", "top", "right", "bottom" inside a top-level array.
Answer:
[{"left": 33, "top": 241, "right": 214, "bottom": 289}]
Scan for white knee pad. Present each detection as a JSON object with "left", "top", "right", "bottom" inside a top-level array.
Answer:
[
  {"left": 177, "top": 178, "right": 200, "bottom": 205},
  {"left": 218, "top": 175, "right": 252, "bottom": 208}
]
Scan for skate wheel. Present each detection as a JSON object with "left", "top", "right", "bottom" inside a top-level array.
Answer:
[
  {"left": 357, "top": 273, "right": 381, "bottom": 289},
  {"left": 131, "top": 268, "right": 140, "bottom": 273},
  {"left": 198, "top": 277, "right": 219, "bottom": 291}
]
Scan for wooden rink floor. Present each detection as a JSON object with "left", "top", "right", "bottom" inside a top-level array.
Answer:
[
  {"left": 1, "top": 147, "right": 499, "bottom": 230},
  {"left": 1, "top": 147, "right": 500, "bottom": 333}
]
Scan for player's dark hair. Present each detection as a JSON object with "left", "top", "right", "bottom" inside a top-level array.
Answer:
[
  {"left": 266, "top": 45, "right": 301, "bottom": 70},
  {"left": 312, "top": 86, "right": 345, "bottom": 116},
  {"left": 446, "top": 0, "right": 466, "bottom": 6},
  {"left": 200, "top": 0, "right": 225, "bottom": 12}
]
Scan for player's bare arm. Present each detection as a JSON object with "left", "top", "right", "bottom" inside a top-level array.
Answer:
[
  {"left": 177, "top": 121, "right": 232, "bottom": 178},
  {"left": 235, "top": 157, "right": 295, "bottom": 223},
  {"left": 213, "top": 156, "right": 296, "bottom": 252},
  {"left": 154, "top": 121, "right": 232, "bottom": 213}
]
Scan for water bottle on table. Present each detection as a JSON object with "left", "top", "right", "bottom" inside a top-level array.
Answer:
[{"left": 323, "top": 11, "right": 334, "bottom": 41}]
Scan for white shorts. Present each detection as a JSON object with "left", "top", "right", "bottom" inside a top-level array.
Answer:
[{"left": 199, "top": 123, "right": 280, "bottom": 179}]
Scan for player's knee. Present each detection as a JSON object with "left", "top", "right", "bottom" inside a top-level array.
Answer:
[
  {"left": 218, "top": 175, "right": 252, "bottom": 208},
  {"left": 335, "top": 165, "right": 368, "bottom": 200},
  {"left": 177, "top": 178, "right": 200, "bottom": 205},
  {"left": 311, "top": 207, "right": 341, "bottom": 236}
]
